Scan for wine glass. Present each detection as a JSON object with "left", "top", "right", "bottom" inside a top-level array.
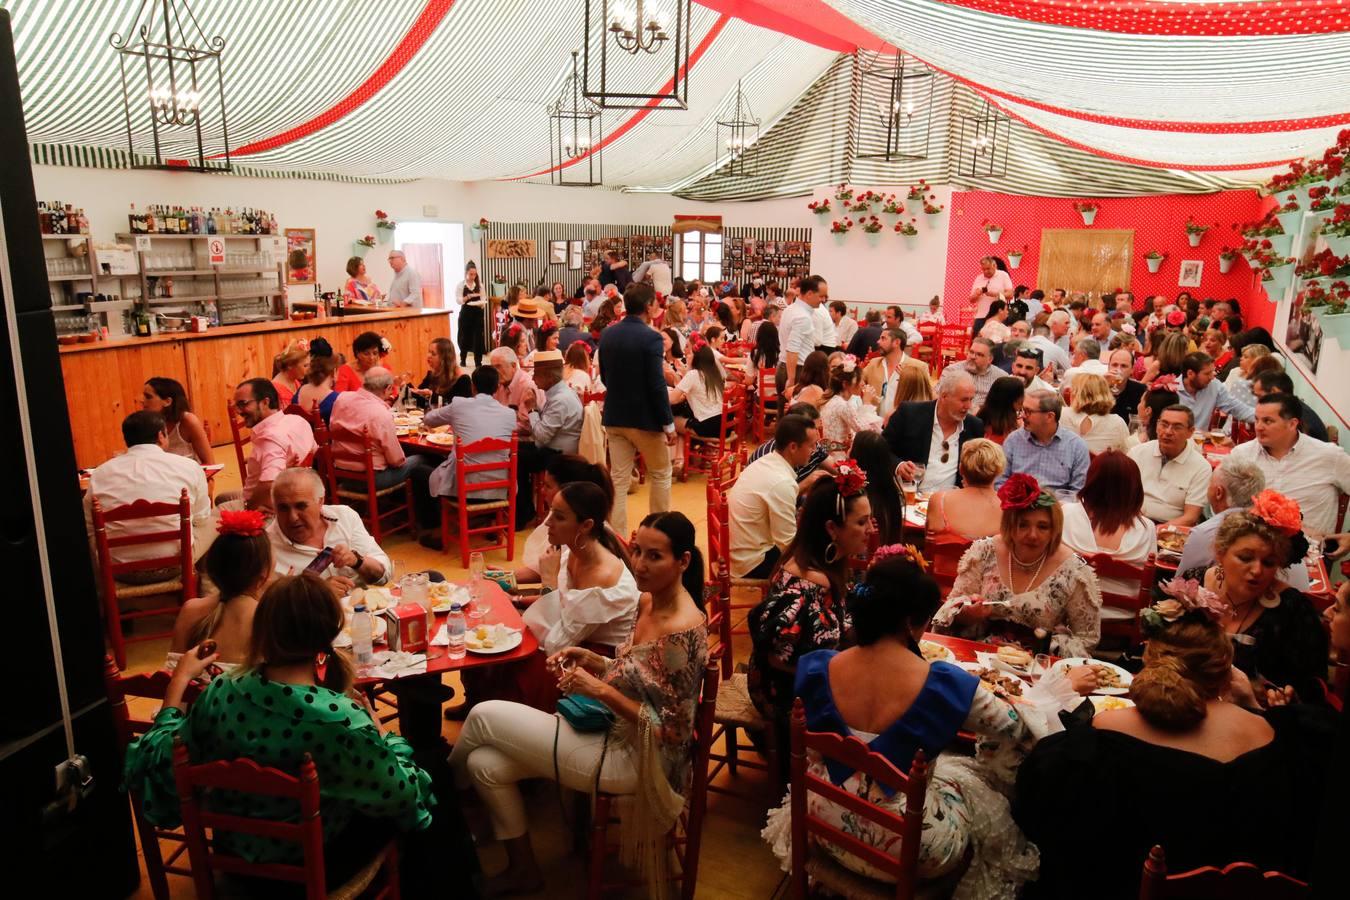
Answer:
[{"left": 1030, "top": 653, "right": 1053, "bottom": 685}]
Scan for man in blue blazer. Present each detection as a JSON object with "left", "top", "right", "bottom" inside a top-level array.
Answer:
[
  {"left": 882, "top": 367, "right": 984, "bottom": 491},
  {"left": 599, "top": 283, "right": 675, "bottom": 536}
]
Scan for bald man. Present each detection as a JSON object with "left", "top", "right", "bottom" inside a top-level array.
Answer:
[{"left": 387, "top": 249, "right": 423, "bottom": 308}]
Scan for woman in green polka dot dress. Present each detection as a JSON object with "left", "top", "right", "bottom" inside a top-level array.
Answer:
[{"left": 123, "top": 574, "right": 471, "bottom": 890}]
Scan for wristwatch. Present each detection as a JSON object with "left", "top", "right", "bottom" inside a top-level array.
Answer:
[{"left": 352, "top": 551, "right": 364, "bottom": 571}]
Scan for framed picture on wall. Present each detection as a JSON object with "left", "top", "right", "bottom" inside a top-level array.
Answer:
[
  {"left": 549, "top": 240, "right": 568, "bottom": 265},
  {"left": 284, "top": 227, "right": 316, "bottom": 285},
  {"left": 1178, "top": 260, "right": 1203, "bottom": 287},
  {"left": 568, "top": 240, "right": 585, "bottom": 270}
]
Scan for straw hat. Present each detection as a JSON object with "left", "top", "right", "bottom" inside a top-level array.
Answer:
[
  {"left": 510, "top": 296, "right": 545, "bottom": 320},
  {"left": 533, "top": 349, "right": 564, "bottom": 367}
]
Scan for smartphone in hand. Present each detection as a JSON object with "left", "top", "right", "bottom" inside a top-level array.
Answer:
[{"left": 305, "top": 547, "right": 335, "bottom": 574}]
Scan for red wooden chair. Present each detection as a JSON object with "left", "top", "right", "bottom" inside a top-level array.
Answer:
[
  {"left": 916, "top": 323, "right": 939, "bottom": 374},
  {"left": 441, "top": 434, "right": 518, "bottom": 567},
  {"left": 706, "top": 488, "right": 771, "bottom": 635},
  {"left": 226, "top": 400, "right": 251, "bottom": 482},
  {"left": 283, "top": 404, "right": 333, "bottom": 500},
  {"left": 755, "top": 366, "right": 780, "bottom": 441},
  {"left": 705, "top": 450, "right": 742, "bottom": 507},
  {"left": 789, "top": 699, "right": 931, "bottom": 900},
  {"left": 705, "top": 569, "right": 776, "bottom": 797},
  {"left": 328, "top": 424, "right": 417, "bottom": 545},
  {"left": 1138, "top": 844, "right": 1309, "bottom": 899},
  {"left": 682, "top": 383, "right": 748, "bottom": 480},
  {"left": 936, "top": 324, "right": 970, "bottom": 375},
  {"left": 104, "top": 656, "right": 202, "bottom": 900},
  {"left": 586, "top": 663, "right": 718, "bottom": 899},
  {"left": 172, "top": 739, "right": 400, "bottom": 900},
  {"left": 92, "top": 487, "right": 196, "bottom": 670},
  {"left": 1084, "top": 552, "right": 1156, "bottom": 646},
  {"left": 923, "top": 532, "right": 972, "bottom": 598}
]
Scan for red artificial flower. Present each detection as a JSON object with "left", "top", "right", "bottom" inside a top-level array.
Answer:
[
  {"left": 1150, "top": 374, "right": 1181, "bottom": 394},
  {"left": 218, "top": 509, "right": 266, "bottom": 538},
  {"left": 1248, "top": 490, "right": 1303, "bottom": 536},
  {"left": 833, "top": 459, "right": 868, "bottom": 498},
  {"left": 997, "top": 474, "right": 1045, "bottom": 512}
]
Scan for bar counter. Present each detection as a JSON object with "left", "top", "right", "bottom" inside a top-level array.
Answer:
[{"left": 60, "top": 307, "right": 451, "bottom": 468}]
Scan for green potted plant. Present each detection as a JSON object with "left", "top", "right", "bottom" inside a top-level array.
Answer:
[
  {"left": 1075, "top": 200, "right": 1099, "bottom": 225},
  {"left": 1144, "top": 250, "right": 1166, "bottom": 274},
  {"left": 1185, "top": 218, "right": 1213, "bottom": 247},
  {"left": 982, "top": 220, "right": 1002, "bottom": 243}
]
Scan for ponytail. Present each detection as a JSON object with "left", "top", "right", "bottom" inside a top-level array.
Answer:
[{"left": 683, "top": 546, "right": 706, "bottom": 611}]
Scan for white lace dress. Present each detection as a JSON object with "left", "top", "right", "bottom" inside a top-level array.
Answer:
[
  {"left": 931, "top": 538, "right": 1104, "bottom": 658},
  {"left": 819, "top": 394, "right": 883, "bottom": 458}
]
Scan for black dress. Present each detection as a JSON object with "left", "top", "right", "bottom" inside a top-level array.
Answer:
[
  {"left": 1014, "top": 706, "right": 1335, "bottom": 899},
  {"left": 1233, "top": 587, "right": 1330, "bottom": 704},
  {"left": 416, "top": 372, "right": 472, "bottom": 408},
  {"left": 457, "top": 281, "right": 487, "bottom": 365}
]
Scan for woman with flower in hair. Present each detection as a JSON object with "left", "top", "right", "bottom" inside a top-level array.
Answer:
[
  {"left": 1015, "top": 582, "right": 1333, "bottom": 898},
  {"left": 932, "top": 473, "right": 1103, "bottom": 657},
  {"left": 500, "top": 321, "right": 530, "bottom": 365},
  {"left": 763, "top": 549, "right": 1078, "bottom": 898},
  {"left": 747, "top": 464, "right": 874, "bottom": 781},
  {"left": 169, "top": 509, "right": 272, "bottom": 669},
  {"left": 819, "top": 355, "right": 882, "bottom": 460},
  {"left": 786, "top": 349, "right": 831, "bottom": 407},
  {"left": 525, "top": 320, "right": 560, "bottom": 367},
  {"left": 1201, "top": 490, "right": 1329, "bottom": 704}
]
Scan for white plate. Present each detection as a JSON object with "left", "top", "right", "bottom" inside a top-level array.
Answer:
[
  {"left": 431, "top": 585, "right": 471, "bottom": 613},
  {"left": 1090, "top": 695, "right": 1136, "bottom": 713},
  {"left": 465, "top": 625, "right": 522, "bottom": 655},
  {"left": 918, "top": 639, "right": 950, "bottom": 662},
  {"left": 1051, "top": 657, "right": 1132, "bottom": 695},
  {"left": 333, "top": 614, "right": 387, "bottom": 648},
  {"left": 424, "top": 432, "right": 455, "bottom": 446}
]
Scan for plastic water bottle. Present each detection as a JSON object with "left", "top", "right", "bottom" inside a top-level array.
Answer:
[
  {"left": 351, "top": 602, "right": 373, "bottom": 668},
  {"left": 446, "top": 601, "right": 467, "bottom": 660}
]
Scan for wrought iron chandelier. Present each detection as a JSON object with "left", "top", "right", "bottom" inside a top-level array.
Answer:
[
  {"left": 715, "top": 81, "right": 759, "bottom": 177},
  {"left": 109, "top": 0, "right": 231, "bottom": 172},
  {"left": 957, "top": 99, "right": 1011, "bottom": 178},
  {"left": 854, "top": 51, "right": 934, "bottom": 161},
  {"left": 583, "top": 0, "right": 691, "bottom": 109},
  {"left": 549, "top": 51, "right": 604, "bottom": 186}
]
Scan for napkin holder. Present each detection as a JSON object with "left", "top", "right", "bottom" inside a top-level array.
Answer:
[{"left": 385, "top": 602, "right": 428, "bottom": 653}]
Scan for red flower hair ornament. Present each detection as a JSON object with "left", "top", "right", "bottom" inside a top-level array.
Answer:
[
  {"left": 1149, "top": 374, "right": 1181, "bottom": 394},
  {"left": 997, "top": 473, "right": 1056, "bottom": 512},
  {"left": 833, "top": 459, "right": 868, "bottom": 498},
  {"left": 218, "top": 509, "right": 266, "bottom": 538},
  {"left": 1248, "top": 489, "right": 1303, "bottom": 536}
]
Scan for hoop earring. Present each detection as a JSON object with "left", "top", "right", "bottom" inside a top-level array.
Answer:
[{"left": 824, "top": 542, "right": 840, "bottom": 564}]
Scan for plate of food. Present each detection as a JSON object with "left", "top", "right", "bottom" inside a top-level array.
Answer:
[
  {"left": 1090, "top": 695, "right": 1135, "bottom": 713},
  {"left": 959, "top": 662, "right": 1027, "bottom": 699},
  {"left": 918, "top": 639, "right": 950, "bottom": 662},
  {"left": 429, "top": 580, "right": 469, "bottom": 613},
  {"left": 465, "top": 623, "right": 522, "bottom": 654},
  {"left": 987, "top": 644, "right": 1034, "bottom": 674},
  {"left": 1156, "top": 525, "right": 1190, "bottom": 558},
  {"left": 333, "top": 613, "right": 388, "bottom": 648},
  {"left": 395, "top": 425, "right": 419, "bottom": 436},
  {"left": 344, "top": 586, "right": 395, "bottom": 612},
  {"left": 393, "top": 415, "right": 420, "bottom": 428},
  {"left": 424, "top": 432, "right": 456, "bottom": 447},
  {"left": 1051, "top": 657, "right": 1132, "bottom": 695}
]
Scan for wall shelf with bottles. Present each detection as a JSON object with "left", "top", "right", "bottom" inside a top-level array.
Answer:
[{"left": 115, "top": 232, "right": 286, "bottom": 323}]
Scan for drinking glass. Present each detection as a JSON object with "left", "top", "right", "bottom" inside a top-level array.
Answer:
[
  {"left": 911, "top": 464, "right": 926, "bottom": 495},
  {"left": 468, "top": 551, "right": 486, "bottom": 608},
  {"left": 1031, "top": 653, "right": 1053, "bottom": 684}
]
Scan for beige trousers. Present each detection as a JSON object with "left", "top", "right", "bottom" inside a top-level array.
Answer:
[{"left": 605, "top": 426, "right": 672, "bottom": 538}]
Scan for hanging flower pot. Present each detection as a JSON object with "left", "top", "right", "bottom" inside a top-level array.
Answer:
[
  {"left": 1274, "top": 210, "right": 1303, "bottom": 237},
  {"left": 1261, "top": 265, "right": 1294, "bottom": 299},
  {"left": 1324, "top": 232, "right": 1350, "bottom": 257},
  {"left": 1294, "top": 180, "right": 1331, "bottom": 210},
  {"left": 1314, "top": 304, "right": 1350, "bottom": 343},
  {"left": 1075, "top": 201, "right": 1099, "bottom": 225},
  {"left": 1218, "top": 255, "right": 1237, "bottom": 274},
  {"left": 1144, "top": 251, "right": 1166, "bottom": 274},
  {"left": 982, "top": 221, "right": 1002, "bottom": 244},
  {"left": 1007, "top": 253, "right": 1022, "bottom": 270},
  {"left": 1187, "top": 232, "right": 1202, "bottom": 247},
  {"left": 1267, "top": 232, "right": 1295, "bottom": 257},
  {"left": 353, "top": 236, "right": 375, "bottom": 256}
]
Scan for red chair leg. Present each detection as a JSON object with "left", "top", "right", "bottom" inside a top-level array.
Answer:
[
  {"left": 441, "top": 498, "right": 452, "bottom": 559},
  {"left": 368, "top": 489, "right": 383, "bottom": 545},
  {"left": 460, "top": 500, "right": 471, "bottom": 568},
  {"left": 587, "top": 794, "right": 611, "bottom": 899},
  {"left": 105, "top": 587, "right": 127, "bottom": 671},
  {"left": 131, "top": 800, "right": 171, "bottom": 900},
  {"left": 404, "top": 481, "right": 418, "bottom": 542}
]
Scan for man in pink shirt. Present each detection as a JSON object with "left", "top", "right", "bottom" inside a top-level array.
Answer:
[
  {"left": 328, "top": 367, "right": 420, "bottom": 488},
  {"left": 968, "top": 255, "right": 1014, "bottom": 339},
  {"left": 489, "top": 346, "right": 544, "bottom": 411},
  {"left": 234, "top": 378, "right": 318, "bottom": 511}
]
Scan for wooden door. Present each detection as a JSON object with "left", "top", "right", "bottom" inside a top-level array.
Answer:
[{"left": 403, "top": 242, "right": 444, "bottom": 308}]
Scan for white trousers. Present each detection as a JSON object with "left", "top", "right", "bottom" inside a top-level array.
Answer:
[
  {"left": 605, "top": 427, "right": 672, "bottom": 538},
  {"left": 448, "top": 700, "right": 637, "bottom": 840}
]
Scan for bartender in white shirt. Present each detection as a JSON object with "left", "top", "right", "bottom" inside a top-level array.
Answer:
[
  {"left": 969, "top": 256, "right": 1014, "bottom": 340},
  {"left": 386, "top": 250, "right": 423, "bottom": 309}
]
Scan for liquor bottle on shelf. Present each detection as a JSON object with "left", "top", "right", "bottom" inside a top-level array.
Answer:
[
  {"left": 77, "top": 208, "right": 89, "bottom": 234},
  {"left": 206, "top": 207, "right": 217, "bottom": 234},
  {"left": 268, "top": 211, "right": 278, "bottom": 235},
  {"left": 38, "top": 202, "right": 51, "bottom": 234},
  {"left": 65, "top": 204, "right": 77, "bottom": 234}
]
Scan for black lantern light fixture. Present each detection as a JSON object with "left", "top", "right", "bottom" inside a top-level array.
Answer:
[
  {"left": 549, "top": 51, "right": 604, "bottom": 186},
  {"left": 583, "top": 0, "right": 692, "bottom": 110},
  {"left": 715, "top": 80, "right": 759, "bottom": 177},
  {"left": 109, "top": 0, "right": 231, "bottom": 172},
  {"left": 957, "top": 99, "right": 1011, "bottom": 178},
  {"left": 854, "top": 51, "right": 935, "bottom": 161}
]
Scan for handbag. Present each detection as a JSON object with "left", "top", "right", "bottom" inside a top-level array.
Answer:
[{"left": 557, "top": 693, "right": 616, "bottom": 732}]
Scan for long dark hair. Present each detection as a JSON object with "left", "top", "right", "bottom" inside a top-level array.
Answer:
[
  {"left": 557, "top": 482, "right": 630, "bottom": 568},
  {"left": 689, "top": 344, "right": 725, "bottom": 398},
  {"left": 849, "top": 431, "right": 903, "bottom": 544},
  {"left": 753, "top": 321, "right": 780, "bottom": 369},
  {"left": 638, "top": 511, "right": 705, "bottom": 610},
  {"left": 796, "top": 350, "right": 831, "bottom": 392},
  {"left": 146, "top": 377, "right": 191, "bottom": 427},
  {"left": 978, "top": 376, "right": 1025, "bottom": 438},
  {"left": 245, "top": 573, "right": 351, "bottom": 694},
  {"left": 205, "top": 530, "right": 272, "bottom": 601},
  {"left": 776, "top": 476, "right": 861, "bottom": 604}
]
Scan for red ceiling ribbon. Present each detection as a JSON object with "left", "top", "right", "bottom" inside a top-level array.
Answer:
[
  {"left": 695, "top": 0, "right": 893, "bottom": 52},
  {"left": 507, "top": 15, "right": 732, "bottom": 181},
  {"left": 221, "top": 0, "right": 458, "bottom": 157},
  {"left": 933, "top": 0, "right": 1350, "bottom": 37}
]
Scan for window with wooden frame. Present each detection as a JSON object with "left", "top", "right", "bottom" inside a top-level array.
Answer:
[{"left": 1037, "top": 228, "right": 1133, "bottom": 296}]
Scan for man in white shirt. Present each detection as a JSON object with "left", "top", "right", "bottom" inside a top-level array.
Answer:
[
  {"left": 268, "top": 467, "right": 390, "bottom": 594},
  {"left": 1175, "top": 458, "right": 1312, "bottom": 590},
  {"left": 1230, "top": 393, "right": 1350, "bottom": 537},
  {"left": 728, "top": 414, "right": 819, "bottom": 578},
  {"left": 830, "top": 301, "right": 858, "bottom": 350},
  {"left": 780, "top": 274, "right": 828, "bottom": 387},
  {"left": 1088, "top": 312, "right": 1117, "bottom": 350},
  {"left": 1061, "top": 338, "right": 1108, "bottom": 388},
  {"left": 84, "top": 411, "right": 212, "bottom": 575},
  {"left": 1047, "top": 309, "right": 1073, "bottom": 355},
  {"left": 968, "top": 256, "right": 1013, "bottom": 338},
  {"left": 1127, "top": 405, "right": 1211, "bottom": 525},
  {"left": 1028, "top": 323, "right": 1072, "bottom": 376},
  {"left": 1011, "top": 347, "right": 1055, "bottom": 395},
  {"left": 386, "top": 250, "right": 422, "bottom": 308},
  {"left": 813, "top": 300, "right": 838, "bottom": 351},
  {"left": 631, "top": 250, "right": 673, "bottom": 296}
]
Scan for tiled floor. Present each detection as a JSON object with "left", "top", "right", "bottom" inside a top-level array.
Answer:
[{"left": 122, "top": 456, "right": 787, "bottom": 899}]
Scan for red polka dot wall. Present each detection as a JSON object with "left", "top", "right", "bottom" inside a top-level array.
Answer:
[{"left": 941, "top": 189, "right": 1275, "bottom": 331}]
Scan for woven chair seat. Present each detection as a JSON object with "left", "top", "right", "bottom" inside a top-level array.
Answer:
[
  {"left": 213, "top": 844, "right": 390, "bottom": 900},
  {"left": 806, "top": 851, "right": 951, "bottom": 900},
  {"left": 114, "top": 579, "right": 184, "bottom": 600},
  {"left": 335, "top": 483, "right": 406, "bottom": 501},
  {"left": 327, "top": 845, "right": 392, "bottom": 900},
  {"left": 461, "top": 499, "right": 509, "bottom": 512},
  {"left": 730, "top": 575, "right": 770, "bottom": 590},
  {"left": 714, "top": 673, "right": 767, "bottom": 729}
]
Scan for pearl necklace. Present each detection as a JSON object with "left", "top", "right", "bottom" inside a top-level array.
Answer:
[{"left": 1007, "top": 549, "right": 1048, "bottom": 592}]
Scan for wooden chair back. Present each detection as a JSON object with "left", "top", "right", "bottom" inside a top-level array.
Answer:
[
  {"left": 789, "top": 700, "right": 930, "bottom": 899},
  {"left": 446, "top": 433, "right": 518, "bottom": 567},
  {"left": 1138, "top": 845, "right": 1309, "bottom": 899},
  {"left": 580, "top": 389, "right": 607, "bottom": 406},
  {"left": 328, "top": 424, "right": 415, "bottom": 543},
  {"left": 706, "top": 451, "right": 742, "bottom": 506},
  {"left": 226, "top": 399, "right": 251, "bottom": 480},
  {"left": 91, "top": 487, "right": 196, "bottom": 670},
  {"left": 1085, "top": 552, "right": 1156, "bottom": 644},
  {"left": 923, "top": 531, "right": 971, "bottom": 597},
  {"left": 756, "top": 366, "right": 780, "bottom": 441},
  {"left": 706, "top": 489, "right": 731, "bottom": 583}
]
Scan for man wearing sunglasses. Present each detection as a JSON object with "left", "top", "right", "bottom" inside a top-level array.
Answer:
[{"left": 883, "top": 367, "right": 984, "bottom": 493}]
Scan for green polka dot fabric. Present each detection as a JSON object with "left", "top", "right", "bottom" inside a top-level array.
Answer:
[{"left": 122, "top": 671, "right": 434, "bottom": 864}]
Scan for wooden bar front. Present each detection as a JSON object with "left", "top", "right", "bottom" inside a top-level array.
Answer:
[{"left": 60, "top": 309, "right": 450, "bottom": 468}]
